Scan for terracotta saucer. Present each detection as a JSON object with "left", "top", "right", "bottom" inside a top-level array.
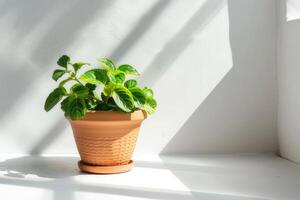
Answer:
[{"left": 78, "top": 160, "right": 134, "bottom": 174}]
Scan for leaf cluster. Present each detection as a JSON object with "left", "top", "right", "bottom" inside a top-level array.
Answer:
[{"left": 44, "top": 55, "right": 157, "bottom": 120}]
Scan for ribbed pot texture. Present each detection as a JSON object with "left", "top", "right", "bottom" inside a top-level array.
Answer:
[{"left": 68, "top": 110, "right": 146, "bottom": 166}]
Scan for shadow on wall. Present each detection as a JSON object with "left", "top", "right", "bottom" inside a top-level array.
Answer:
[
  {"left": 132, "top": 0, "right": 233, "bottom": 155},
  {"left": 22, "top": 0, "right": 229, "bottom": 155},
  {"left": 29, "top": 118, "right": 68, "bottom": 154},
  {"left": 109, "top": 0, "right": 172, "bottom": 62},
  {"left": 26, "top": 0, "right": 171, "bottom": 155},
  {"left": 0, "top": 0, "right": 114, "bottom": 155},
  {"left": 0, "top": 0, "right": 61, "bottom": 116},
  {"left": 161, "top": 0, "right": 278, "bottom": 154},
  {"left": 30, "top": 0, "right": 114, "bottom": 66},
  {"left": 0, "top": 0, "right": 276, "bottom": 155},
  {"left": 0, "top": 0, "right": 113, "bottom": 120},
  {"left": 140, "top": 0, "right": 226, "bottom": 86}
]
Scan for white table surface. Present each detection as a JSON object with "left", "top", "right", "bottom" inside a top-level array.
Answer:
[{"left": 0, "top": 154, "right": 299, "bottom": 200}]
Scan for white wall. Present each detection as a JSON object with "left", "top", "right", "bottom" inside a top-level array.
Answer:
[
  {"left": 0, "top": 0, "right": 278, "bottom": 156},
  {"left": 162, "top": 0, "right": 278, "bottom": 154},
  {"left": 278, "top": 0, "right": 300, "bottom": 163}
]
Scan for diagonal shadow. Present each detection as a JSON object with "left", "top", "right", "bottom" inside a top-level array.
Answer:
[
  {"left": 140, "top": 0, "right": 226, "bottom": 86},
  {"left": 30, "top": 0, "right": 114, "bottom": 66},
  {"left": 27, "top": 0, "right": 226, "bottom": 156},
  {"left": 109, "top": 0, "right": 172, "bottom": 62},
  {"left": 26, "top": 0, "right": 167, "bottom": 155},
  {"left": 160, "top": 0, "right": 278, "bottom": 155},
  {"left": 0, "top": 0, "right": 114, "bottom": 154},
  {"left": 0, "top": 0, "right": 60, "bottom": 44},
  {"left": 0, "top": 0, "right": 114, "bottom": 121},
  {"left": 29, "top": 117, "right": 68, "bottom": 155},
  {"left": 159, "top": 69, "right": 235, "bottom": 154}
]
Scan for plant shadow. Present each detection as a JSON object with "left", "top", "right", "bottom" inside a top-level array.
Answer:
[{"left": 0, "top": 156, "right": 80, "bottom": 178}]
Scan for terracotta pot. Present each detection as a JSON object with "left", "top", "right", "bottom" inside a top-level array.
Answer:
[{"left": 67, "top": 110, "right": 147, "bottom": 174}]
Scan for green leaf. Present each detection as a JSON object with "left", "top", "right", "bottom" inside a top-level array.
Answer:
[
  {"left": 72, "top": 62, "right": 89, "bottom": 72},
  {"left": 80, "top": 69, "right": 107, "bottom": 85},
  {"left": 67, "top": 96, "right": 87, "bottom": 120},
  {"left": 52, "top": 69, "right": 65, "bottom": 81},
  {"left": 107, "top": 71, "right": 125, "bottom": 84},
  {"left": 141, "top": 86, "right": 156, "bottom": 115},
  {"left": 143, "top": 98, "right": 157, "bottom": 115},
  {"left": 85, "top": 83, "right": 97, "bottom": 91},
  {"left": 100, "top": 92, "right": 109, "bottom": 102},
  {"left": 59, "top": 77, "right": 72, "bottom": 87},
  {"left": 129, "top": 87, "right": 146, "bottom": 108},
  {"left": 44, "top": 87, "right": 67, "bottom": 111},
  {"left": 57, "top": 55, "right": 70, "bottom": 68},
  {"left": 61, "top": 96, "right": 72, "bottom": 114},
  {"left": 103, "top": 83, "right": 115, "bottom": 96},
  {"left": 99, "top": 58, "right": 116, "bottom": 71},
  {"left": 70, "top": 84, "right": 89, "bottom": 96},
  {"left": 112, "top": 86, "right": 134, "bottom": 112},
  {"left": 118, "top": 64, "right": 140, "bottom": 75},
  {"left": 143, "top": 87, "right": 154, "bottom": 98},
  {"left": 85, "top": 83, "right": 97, "bottom": 95},
  {"left": 96, "top": 101, "right": 116, "bottom": 111},
  {"left": 125, "top": 79, "right": 137, "bottom": 88}
]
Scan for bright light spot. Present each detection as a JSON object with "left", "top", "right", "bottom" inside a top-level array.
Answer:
[{"left": 286, "top": 0, "right": 300, "bottom": 21}]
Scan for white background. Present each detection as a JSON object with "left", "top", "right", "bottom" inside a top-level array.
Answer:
[{"left": 0, "top": 0, "right": 278, "bottom": 156}]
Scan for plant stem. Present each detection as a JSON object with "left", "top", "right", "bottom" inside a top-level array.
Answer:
[
  {"left": 74, "top": 77, "right": 83, "bottom": 85},
  {"left": 66, "top": 69, "right": 83, "bottom": 85}
]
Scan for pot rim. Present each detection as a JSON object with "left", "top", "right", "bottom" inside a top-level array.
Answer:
[
  {"left": 86, "top": 109, "right": 143, "bottom": 114},
  {"left": 67, "top": 109, "right": 147, "bottom": 121}
]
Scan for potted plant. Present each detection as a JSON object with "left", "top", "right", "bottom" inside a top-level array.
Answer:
[{"left": 44, "top": 55, "right": 157, "bottom": 174}]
